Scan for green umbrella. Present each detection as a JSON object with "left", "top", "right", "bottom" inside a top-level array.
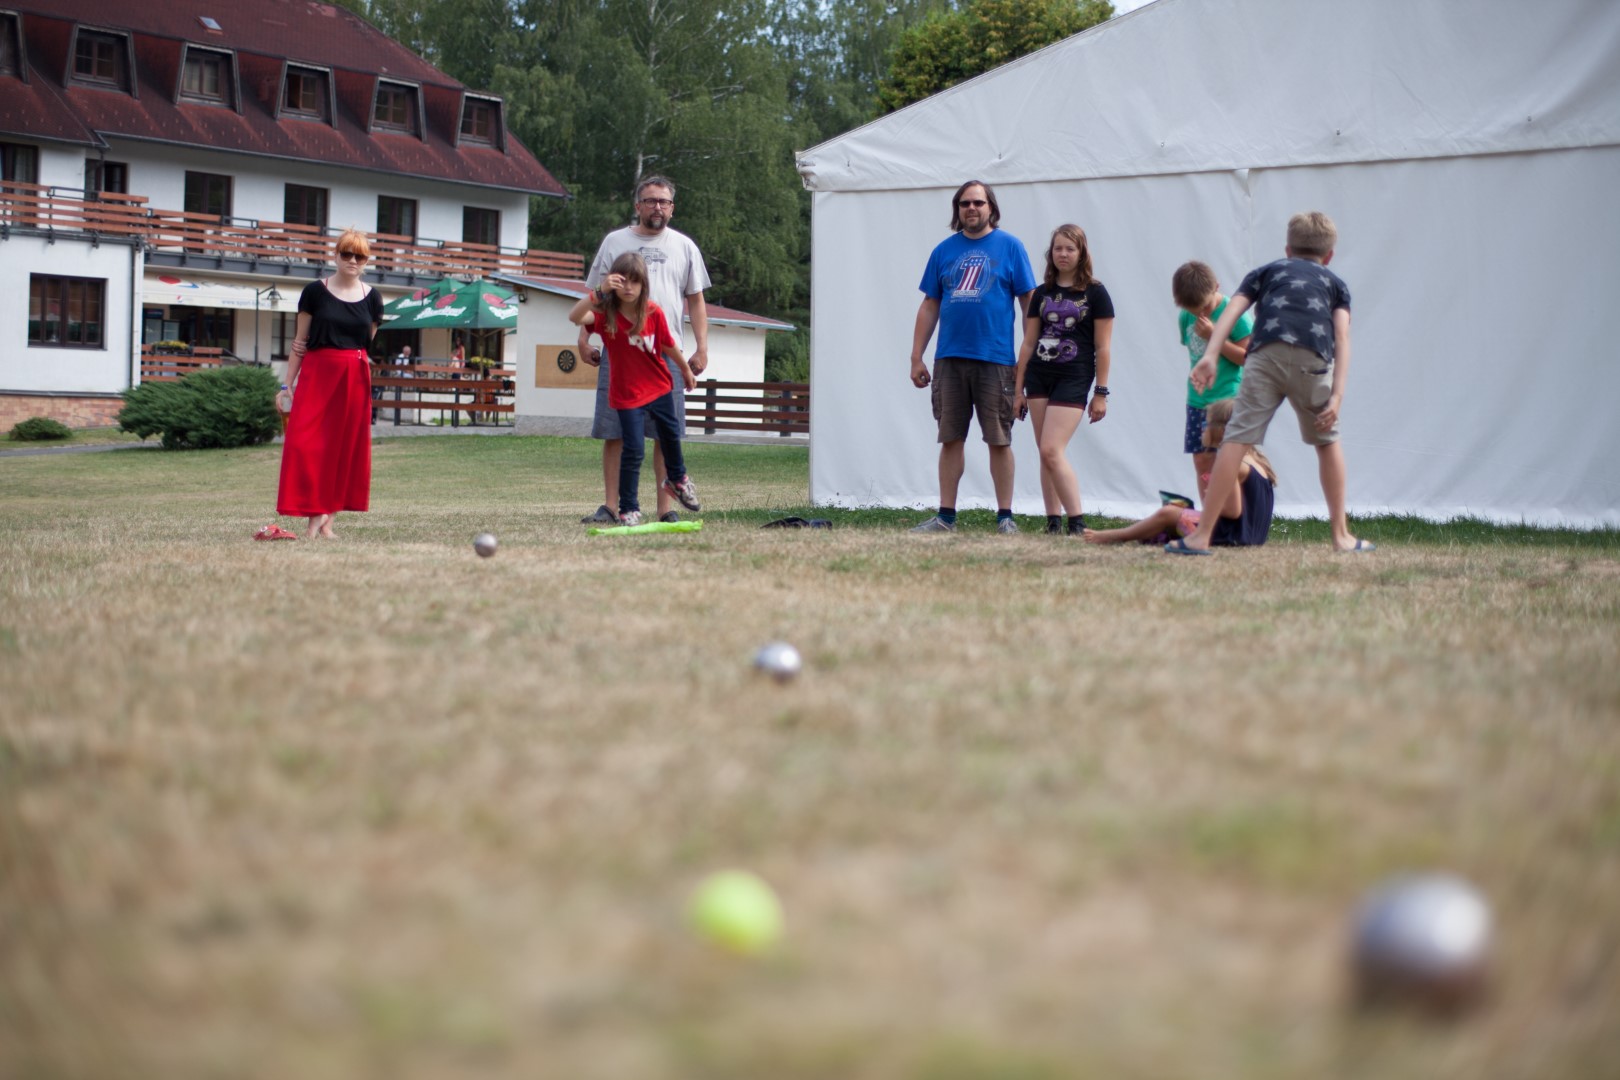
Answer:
[{"left": 382, "top": 279, "right": 519, "bottom": 330}]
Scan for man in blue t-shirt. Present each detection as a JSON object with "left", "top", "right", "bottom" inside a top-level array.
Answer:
[{"left": 908, "top": 180, "right": 1038, "bottom": 534}]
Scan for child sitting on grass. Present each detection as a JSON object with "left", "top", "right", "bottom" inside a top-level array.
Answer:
[
  {"left": 1083, "top": 399, "right": 1276, "bottom": 547},
  {"left": 568, "top": 252, "right": 700, "bottom": 527}
]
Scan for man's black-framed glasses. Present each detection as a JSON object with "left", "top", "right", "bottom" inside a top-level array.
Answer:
[{"left": 639, "top": 197, "right": 674, "bottom": 208}]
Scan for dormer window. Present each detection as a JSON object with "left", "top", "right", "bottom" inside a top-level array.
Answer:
[
  {"left": 180, "top": 46, "right": 234, "bottom": 107},
  {"left": 1, "top": 14, "right": 22, "bottom": 79},
  {"left": 282, "top": 64, "right": 331, "bottom": 122},
  {"left": 372, "top": 80, "right": 420, "bottom": 136},
  {"left": 459, "top": 96, "right": 501, "bottom": 148},
  {"left": 72, "top": 28, "right": 132, "bottom": 92}
]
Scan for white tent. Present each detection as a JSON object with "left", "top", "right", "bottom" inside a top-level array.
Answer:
[{"left": 797, "top": 0, "right": 1620, "bottom": 527}]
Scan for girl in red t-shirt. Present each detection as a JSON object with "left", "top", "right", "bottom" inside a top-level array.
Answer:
[{"left": 568, "top": 252, "right": 700, "bottom": 525}]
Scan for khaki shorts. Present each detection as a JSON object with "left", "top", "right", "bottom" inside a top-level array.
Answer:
[
  {"left": 1225, "top": 341, "right": 1340, "bottom": 447},
  {"left": 932, "top": 356, "right": 1016, "bottom": 446}
]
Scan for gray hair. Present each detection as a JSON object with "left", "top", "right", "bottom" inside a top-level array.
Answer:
[{"left": 634, "top": 175, "right": 676, "bottom": 203}]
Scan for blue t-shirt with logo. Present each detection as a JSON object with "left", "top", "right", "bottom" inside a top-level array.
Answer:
[
  {"left": 1236, "top": 257, "right": 1351, "bottom": 365},
  {"left": 919, "top": 229, "right": 1037, "bottom": 366}
]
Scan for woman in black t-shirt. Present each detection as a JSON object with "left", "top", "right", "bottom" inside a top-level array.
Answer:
[
  {"left": 275, "top": 228, "right": 384, "bottom": 538},
  {"left": 1013, "top": 224, "right": 1115, "bottom": 535}
]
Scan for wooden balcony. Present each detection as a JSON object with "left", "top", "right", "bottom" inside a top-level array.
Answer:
[{"left": 2, "top": 181, "right": 584, "bottom": 281}]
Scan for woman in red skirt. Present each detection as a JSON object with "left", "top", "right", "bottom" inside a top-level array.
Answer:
[{"left": 277, "top": 228, "right": 384, "bottom": 538}]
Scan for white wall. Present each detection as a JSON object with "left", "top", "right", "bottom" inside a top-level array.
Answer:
[
  {"left": 100, "top": 137, "right": 529, "bottom": 247},
  {"left": 510, "top": 290, "right": 774, "bottom": 423},
  {"left": 808, "top": 146, "right": 1620, "bottom": 527},
  {"left": 2, "top": 236, "right": 140, "bottom": 394}
]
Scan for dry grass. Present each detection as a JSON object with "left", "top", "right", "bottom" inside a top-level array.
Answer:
[{"left": 2, "top": 436, "right": 1618, "bottom": 1080}]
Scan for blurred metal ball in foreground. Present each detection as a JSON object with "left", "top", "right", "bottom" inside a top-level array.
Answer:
[
  {"left": 473, "top": 532, "right": 498, "bottom": 558},
  {"left": 753, "top": 641, "right": 802, "bottom": 682},
  {"left": 1352, "top": 873, "right": 1492, "bottom": 1014}
]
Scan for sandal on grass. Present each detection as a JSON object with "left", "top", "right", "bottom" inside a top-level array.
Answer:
[{"left": 254, "top": 524, "right": 298, "bottom": 541}]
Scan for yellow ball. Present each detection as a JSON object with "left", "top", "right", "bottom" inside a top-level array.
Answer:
[{"left": 687, "top": 870, "right": 783, "bottom": 955}]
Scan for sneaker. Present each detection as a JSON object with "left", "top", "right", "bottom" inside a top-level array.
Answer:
[
  {"left": 618, "top": 509, "right": 643, "bottom": 527},
  {"left": 909, "top": 516, "right": 956, "bottom": 533},
  {"left": 662, "top": 474, "right": 701, "bottom": 512},
  {"left": 997, "top": 517, "right": 1020, "bottom": 535},
  {"left": 1044, "top": 519, "right": 1061, "bottom": 535},
  {"left": 659, "top": 511, "right": 681, "bottom": 524},
  {"left": 580, "top": 504, "right": 618, "bottom": 524}
]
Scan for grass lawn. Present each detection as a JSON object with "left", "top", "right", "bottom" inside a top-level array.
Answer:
[{"left": 2, "top": 435, "right": 1618, "bottom": 1080}]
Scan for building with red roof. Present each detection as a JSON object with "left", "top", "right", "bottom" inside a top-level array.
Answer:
[{"left": 0, "top": 0, "right": 580, "bottom": 427}]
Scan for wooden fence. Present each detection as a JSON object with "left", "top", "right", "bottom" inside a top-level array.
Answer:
[
  {"left": 371, "top": 364, "right": 516, "bottom": 426},
  {"left": 686, "top": 380, "right": 809, "bottom": 437},
  {"left": 2, "top": 181, "right": 583, "bottom": 279},
  {"left": 138, "top": 346, "right": 229, "bottom": 381}
]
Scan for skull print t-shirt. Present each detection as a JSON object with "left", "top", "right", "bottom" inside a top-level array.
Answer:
[{"left": 1025, "top": 281, "right": 1114, "bottom": 370}]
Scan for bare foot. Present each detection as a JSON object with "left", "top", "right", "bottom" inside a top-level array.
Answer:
[
  {"left": 306, "top": 515, "right": 322, "bottom": 540},
  {"left": 317, "top": 513, "right": 336, "bottom": 539}
]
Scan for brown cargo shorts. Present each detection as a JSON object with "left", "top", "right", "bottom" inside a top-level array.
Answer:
[{"left": 931, "top": 356, "right": 1016, "bottom": 446}]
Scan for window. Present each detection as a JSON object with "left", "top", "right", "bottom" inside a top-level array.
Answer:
[
  {"left": 459, "top": 97, "right": 499, "bottom": 146},
  {"left": 181, "top": 47, "right": 232, "bottom": 105},
  {"left": 2, "top": 142, "right": 39, "bottom": 184},
  {"left": 373, "top": 81, "right": 419, "bottom": 135},
  {"left": 84, "top": 159, "right": 128, "bottom": 195},
  {"left": 73, "top": 30, "right": 130, "bottom": 90},
  {"left": 29, "top": 275, "right": 106, "bottom": 348},
  {"left": 1, "top": 14, "right": 21, "bottom": 79},
  {"left": 284, "top": 184, "right": 328, "bottom": 229},
  {"left": 282, "top": 65, "right": 330, "bottom": 121},
  {"left": 377, "top": 195, "right": 416, "bottom": 239},
  {"left": 184, "top": 170, "right": 232, "bottom": 217},
  {"left": 167, "top": 307, "right": 234, "bottom": 351},
  {"left": 271, "top": 312, "right": 297, "bottom": 359},
  {"left": 463, "top": 206, "right": 500, "bottom": 247}
]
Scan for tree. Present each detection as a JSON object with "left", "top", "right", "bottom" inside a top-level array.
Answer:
[{"left": 876, "top": 0, "right": 1111, "bottom": 113}]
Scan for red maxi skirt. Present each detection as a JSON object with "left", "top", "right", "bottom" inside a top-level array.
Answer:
[{"left": 277, "top": 347, "right": 372, "bottom": 517}]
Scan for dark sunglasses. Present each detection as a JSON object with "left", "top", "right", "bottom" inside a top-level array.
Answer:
[
  {"left": 958, "top": 199, "right": 988, "bottom": 208},
  {"left": 338, "top": 250, "right": 368, "bottom": 262}
]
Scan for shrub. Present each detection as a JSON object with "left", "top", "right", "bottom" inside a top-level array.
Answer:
[
  {"left": 8, "top": 416, "right": 73, "bottom": 441},
  {"left": 118, "top": 365, "right": 281, "bottom": 450}
]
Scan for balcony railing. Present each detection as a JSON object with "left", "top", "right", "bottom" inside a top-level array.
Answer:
[{"left": 1, "top": 181, "right": 584, "bottom": 281}]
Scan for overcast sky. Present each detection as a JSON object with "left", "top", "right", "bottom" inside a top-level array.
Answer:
[{"left": 1112, "top": 0, "right": 1156, "bottom": 14}]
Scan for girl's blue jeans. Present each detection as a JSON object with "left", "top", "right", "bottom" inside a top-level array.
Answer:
[{"left": 617, "top": 391, "right": 686, "bottom": 513}]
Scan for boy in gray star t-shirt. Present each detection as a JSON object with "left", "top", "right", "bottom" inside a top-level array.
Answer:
[{"left": 1170, "top": 211, "right": 1374, "bottom": 555}]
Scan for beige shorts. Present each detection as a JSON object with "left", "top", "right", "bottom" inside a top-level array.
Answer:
[{"left": 1225, "top": 341, "right": 1340, "bottom": 447}]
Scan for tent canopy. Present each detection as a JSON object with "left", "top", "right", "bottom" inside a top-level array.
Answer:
[
  {"left": 798, "top": 0, "right": 1620, "bottom": 527},
  {"left": 799, "top": 0, "right": 1620, "bottom": 191}
]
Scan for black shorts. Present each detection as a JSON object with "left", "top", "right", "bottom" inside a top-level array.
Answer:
[{"left": 1023, "top": 361, "right": 1094, "bottom": 407}]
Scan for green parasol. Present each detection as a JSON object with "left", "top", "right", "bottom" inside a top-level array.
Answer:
[{"left": 382, "top": 278, "right": 519, "bottom": 330}]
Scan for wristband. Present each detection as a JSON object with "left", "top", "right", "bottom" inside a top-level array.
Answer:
[
  {"left": 279, "top": 383, "right": 288, "bottom": 390},
  {"left": 1093, "top": 386, "right": 1110, "bottom": 397}
]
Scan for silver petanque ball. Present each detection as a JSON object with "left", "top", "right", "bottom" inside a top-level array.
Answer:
[
  {"left": 473, "top": 532, "right": 499, "bottom": 558},
  {"left": 753, "top": 641, "right": 802, "bottom": 682},
  {"left": 1352, "top": 873, "right": 1492, "bottom": 1014}
]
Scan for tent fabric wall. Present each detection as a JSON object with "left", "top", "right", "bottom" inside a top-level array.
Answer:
[{"left": 801, "top": 0, "right": 1620, "bottom": 527}]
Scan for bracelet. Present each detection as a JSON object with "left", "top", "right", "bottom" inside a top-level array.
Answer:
[
  {"left": 279, "top": 383, "right": 288, "bottom": 390},
  {"left": 1093, "top": 386, "right": 1110, "bottom": 397}
]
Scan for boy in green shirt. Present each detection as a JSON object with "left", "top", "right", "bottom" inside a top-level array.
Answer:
[{"left": 1173, "top": 261, "right": 1253, "bottom": 488}]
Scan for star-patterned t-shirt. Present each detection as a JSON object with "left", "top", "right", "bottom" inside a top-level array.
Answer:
[{"left": 1235, "top": 257, "right": 1350, "bottom": 364}]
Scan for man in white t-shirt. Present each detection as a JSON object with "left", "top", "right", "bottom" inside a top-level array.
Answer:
[{"left": 577, "top": 176, "right": 711, "bottom": 524}]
